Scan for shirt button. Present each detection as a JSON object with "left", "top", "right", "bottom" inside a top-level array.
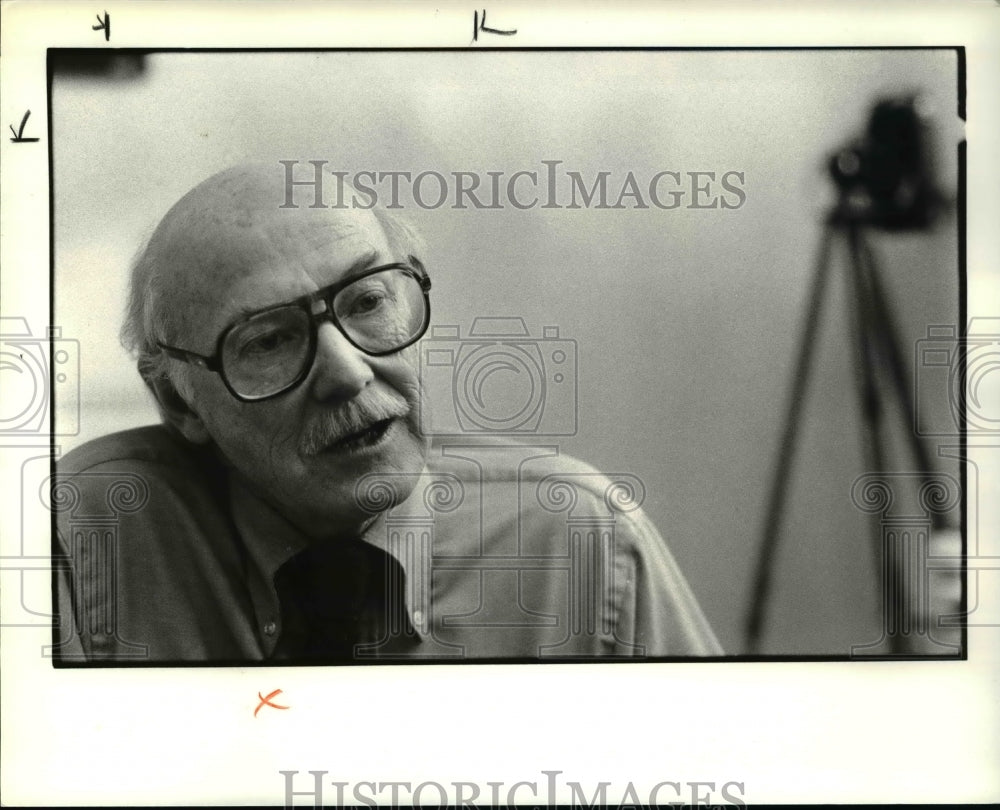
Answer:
[{"left": 263, "top": 621, "right": 277, "bottom": 636}]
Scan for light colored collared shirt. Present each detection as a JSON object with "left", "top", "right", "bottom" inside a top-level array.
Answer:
[{"left": 53, "top": 426, "right": 721, "bottom": 662}]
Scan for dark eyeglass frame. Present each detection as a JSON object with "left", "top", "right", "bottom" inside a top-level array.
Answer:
[{"left": 156, "top": 257, "right": 431, "bottom": 403}]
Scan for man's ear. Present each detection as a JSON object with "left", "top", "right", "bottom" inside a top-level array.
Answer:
[{"left": 144, "top": 372, "right": 212, "bottom": 445}]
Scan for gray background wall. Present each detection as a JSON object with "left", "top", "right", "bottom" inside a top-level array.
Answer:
[{"left": 53, "top": 49, "right": 960, "bottom": 655}]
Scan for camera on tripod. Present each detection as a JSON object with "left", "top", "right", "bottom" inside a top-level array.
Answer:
[
  {"left": 748, "top": 91, "right": 956, "bottom": 654},
  {"left": 828, "top": 95, "right": 942, "bottom": 230}
]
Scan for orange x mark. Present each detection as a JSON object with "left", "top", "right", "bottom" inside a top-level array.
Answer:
[{"left": 254, "top": 688, "right": 290, "bottom": 717}]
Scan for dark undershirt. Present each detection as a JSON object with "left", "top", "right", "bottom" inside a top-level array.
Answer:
[{"left": 271, "top": 538, "right": 408, "bottom": 661}]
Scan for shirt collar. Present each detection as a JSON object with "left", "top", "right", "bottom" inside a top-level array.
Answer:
[{"left": 227, "top": 472, "right": 430, "bottom": 638}]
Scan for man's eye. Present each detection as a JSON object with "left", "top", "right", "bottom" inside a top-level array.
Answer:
[
  {"left": 350, "top": 291, "right": 387, "bottom": 316},
  {"left": 241, "top": 329, "right": 296, "bottom": 355},
  {"left": 338, "top": 287, "right": 392, "bottom": 320}
]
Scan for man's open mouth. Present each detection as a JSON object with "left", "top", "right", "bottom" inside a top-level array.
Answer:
[{"left": 323, "top": 418, "right": 396, "bottom": 453}]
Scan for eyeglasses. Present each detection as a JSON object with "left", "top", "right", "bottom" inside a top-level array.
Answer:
[{"left": 157, "top": 258, "right": 431, "bottom": 402}]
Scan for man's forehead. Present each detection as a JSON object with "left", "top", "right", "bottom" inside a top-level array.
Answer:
[
  {"left": 153, "top": 164, "right": 392, "bottom": 337},
  {"left": 159, "top": 163, "right": 384, "bottom": 249}
]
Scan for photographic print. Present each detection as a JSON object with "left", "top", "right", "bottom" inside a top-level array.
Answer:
[
  {"left": 45, "top": 46, "right": 963, "bottom": 663},
  {"left": 2, "top": 2, "right": 997, "bottom": 806}
]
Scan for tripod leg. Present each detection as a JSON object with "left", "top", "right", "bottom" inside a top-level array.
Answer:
[
  {"left": 856, "top": 227, "right": 958, "bottom": 655},
  {"left": 745, "top": 219, "right": 836, "bottom": 653},
  {"left": 848, "top": 224, "right": 932, "bottom": 656},
  {"left": 845, "top": 223, "right": 891, "bottom": 571},
  {"left": 855, "top": 229, "right": 943, "bottom": 512}
]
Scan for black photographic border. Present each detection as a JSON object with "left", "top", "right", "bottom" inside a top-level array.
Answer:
[{"left": 47, "top": 45, "right": 967, "bottom": 669}]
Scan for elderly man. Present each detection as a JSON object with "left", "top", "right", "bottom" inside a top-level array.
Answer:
[{"left": 53, "top": 162, "right": 720, "bottom": 662}]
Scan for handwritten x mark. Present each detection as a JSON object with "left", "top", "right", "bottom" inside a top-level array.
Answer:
[
  {"left": 254, "top": 688, "right": 290, "bottom": 717},
  {"left": 9, "top": 110, "right": 39, "bottom": 143}
]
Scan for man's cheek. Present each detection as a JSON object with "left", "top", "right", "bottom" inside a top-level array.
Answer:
[
  {"left": 392, "top": 355, "right": 423, "bottom": 401},
  {"left": 396, "top": 345, "right": 422, "bottom": 380},
  {"left": 202, "top": 404, "right": 290, "bottom": 466},
  {"left": 242, "top": 415, "right": 300, "bottom": 475}
]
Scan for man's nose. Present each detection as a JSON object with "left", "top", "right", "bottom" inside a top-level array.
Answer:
[{"left": 309, "top": 321, "right": 375, "bottom": 401}]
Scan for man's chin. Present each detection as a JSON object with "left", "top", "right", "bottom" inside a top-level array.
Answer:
[
  {"left": 301, "top": 416, "right": 428, "bottom": 508},
  {"left": 281, "top": 425, "right": 425, "bottom": 536}
]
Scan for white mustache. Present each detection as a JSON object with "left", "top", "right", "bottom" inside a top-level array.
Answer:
[{"left": 299, "top": 388, "right": 410, "bottom": 455}]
